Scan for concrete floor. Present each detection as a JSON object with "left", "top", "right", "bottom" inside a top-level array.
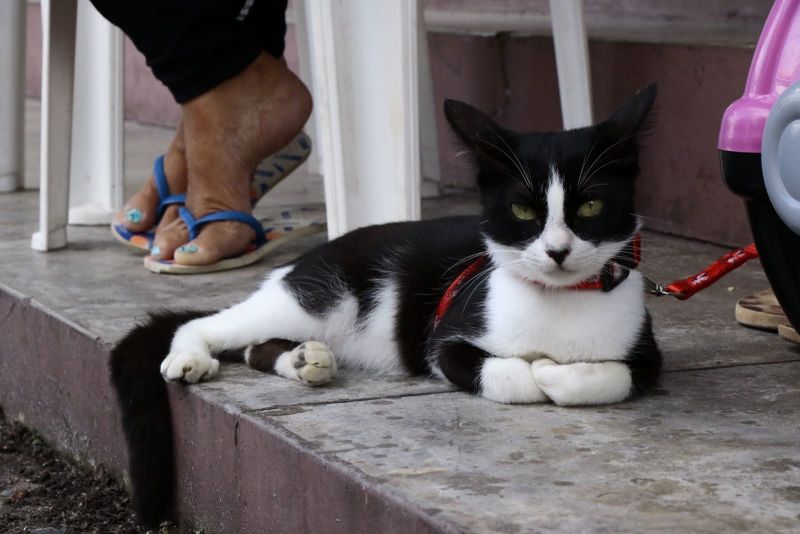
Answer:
[{"left": 2, "top": 113, "right": 800, "bottom": 532}]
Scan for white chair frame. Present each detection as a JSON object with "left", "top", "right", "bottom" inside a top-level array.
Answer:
[{"left": 0, "top": 0, "right": 592, "bottom": 250}]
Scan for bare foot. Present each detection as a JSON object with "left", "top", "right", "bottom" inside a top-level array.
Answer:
[
  {"left": 171, "top": 52, "right": 312, "bottom": 266},
  {"left": 119, "top": 123, "right": 187, "bottom": 235}
]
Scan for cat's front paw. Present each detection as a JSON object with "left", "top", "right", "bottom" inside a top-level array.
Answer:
[
  {"left": 280, "top": 341, "right": 337, "bottom": 386},
  {"left": 532, "top": 364, "right": 576, "bottom": 406},
  {"left": 160, "top": 350, "right": 219, "bottom": 383},
  {"left": 532, "top": 361, "right": 632, "bottom": 406},
  {"left": 530, "top": 357, "right": 557, "bottom": 372},
  {"left": 480, "top": 357, "right": 548, "bottom": 403}
]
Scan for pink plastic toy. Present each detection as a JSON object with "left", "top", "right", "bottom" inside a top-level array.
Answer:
[
  {"left": 719, "top": 0, "right": 800, "bottom": 332},
  {"left": 719, "top": 0, "right": 800, "bottom": 153}
]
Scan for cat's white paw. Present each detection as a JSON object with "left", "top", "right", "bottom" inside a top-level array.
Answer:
[
  {"left": 532, "top": 361, "right": 631, "bottom": 406},
  {"left": 530, "top": 357, "right": 557, "bottom": 372},
  {"left": 278, "top": 341, "right": 337, "bottom": 386},
  {"left": 480, "top": 357, "right": 548, "bottom": 404},
  {"left": 532, "top": 364, "right": 575, "bottom": 405},
  {"left": 160, "top": 350, "right": 219, "bottom": 383}
]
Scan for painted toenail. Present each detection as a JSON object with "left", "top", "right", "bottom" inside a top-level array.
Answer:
[
  {"left": 178, "top": 244, "right": 198, "bottom": 253},
  {"left": 125, "top": 208, "right": 143, "bottom": 223},
  {"left": 151, "top": 245, "right": 161, "bottom": 256}
]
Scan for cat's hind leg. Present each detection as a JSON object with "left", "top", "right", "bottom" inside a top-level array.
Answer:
[{"left": 245, "top": 339, "right": 337, "bottom": 386}]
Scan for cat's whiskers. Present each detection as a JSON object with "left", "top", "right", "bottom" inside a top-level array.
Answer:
[
  {"left": 581, "top": 131, "right": 638, "bottom": 180},
  {"left": 580, "top": 183, "right": 609, "bottom": 195},
  {"left": 444, "top": 251, "right": 493, "bottom": 274},
  {"left": 577, "top": 132, "right": 639, "bottom": 191},
  {"left": 580, "top": 157, "right": 627, "bottom": 191},
  {"left": 491, "top": 128, "right": 535, "bottom": 192},
  {"left": 476, "top": 128, "right": 534, "bottom": 191},
  {"left": 589, "top": 244, "right": 660, "bottom": 276},
  {"left": 476, "top": 137, "right": 524, "bottom": 179},
  {"left": 602, "top": 255, "right": 660, "bottom": 276},
  {"left": 620, "top": 235, "right": 673, "bottom": 260},
  {"left": 577, "top": 136, "right": 601, "bottom": 189},
  {"left": 630, "top": 213, "right": 673, "bottom": 228},
  {"left": 457, "top": 253, "right": 532, "bottom": 306},
  {"left": 459, "top": 263, "right": 501, "bottom": 318}
]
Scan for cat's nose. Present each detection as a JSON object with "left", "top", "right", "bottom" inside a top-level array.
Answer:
[{"left": 546, "top": 248, "right": 570, "bottom": 265}]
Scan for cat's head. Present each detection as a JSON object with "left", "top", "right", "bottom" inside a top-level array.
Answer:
[{"left": 444, "top": 84, "right": 656, "bottom": 287}]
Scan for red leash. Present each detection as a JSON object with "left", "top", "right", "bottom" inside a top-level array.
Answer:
[{"left": 645, "top": 242, "right": 759, "bottom": 300}]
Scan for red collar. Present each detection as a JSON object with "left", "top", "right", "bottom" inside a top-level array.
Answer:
[{"left": 433, "top": 234, "right": 641, "bottom": 329}]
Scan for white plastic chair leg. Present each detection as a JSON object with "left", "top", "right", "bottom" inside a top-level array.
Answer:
[
  {"left": 418, "top": 6, "right": 441, "bottom": 187},
  {"left": 549, "top": 0, "right": 593, "bottom": 129},
  {"left": 68, "top": 2, "right": 124, "bottom": 226},
  {"left": 288, "top": 0, "right": 322, "bottom": 177},
  {"left": 32, "top": 0, "right": 77, "bottom": 251},
  {"left": 303, "top": 0, "right": 421, "bottom": 239},
  {"left": 0, "top": 0, "right": 26, "bottom": 193}
]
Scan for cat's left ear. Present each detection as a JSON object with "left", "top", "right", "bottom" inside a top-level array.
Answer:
[
  {"left": 601, "top": 83, "right": 657, "bottom": 140},
  {"left": 443, "top": 99, "right": 514, "bottom": 170}
]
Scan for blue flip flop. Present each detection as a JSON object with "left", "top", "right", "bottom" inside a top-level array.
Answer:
[
  {"left": 143, "top": 206, "right": 324, "bottom": 274},
  {"left": 112, "top": 131, "right": 313, "bottom": 253},
  {"left": 110, "top": 155, "right": 185, "bottom": 252}
]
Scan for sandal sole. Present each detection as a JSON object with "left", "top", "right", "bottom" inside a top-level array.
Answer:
[
  {"left": 143, "top": 222, "right": 324, "bottom": 275},
  {"left": 778, "top": 324, "right": 800, "bottom": 344}
]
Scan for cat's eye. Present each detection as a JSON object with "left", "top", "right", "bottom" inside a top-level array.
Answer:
[
  {"left": 510, "top": 203, "right": 537, "bottom": 221},
  {"left": 577, "top": 199, "right": 604, "bottom": 218}
]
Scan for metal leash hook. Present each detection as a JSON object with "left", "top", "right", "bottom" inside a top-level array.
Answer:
[
  {"left": 643, "top": 277, "right": 680, "bottom": 298},
  {"left": 643, "top": 243, "right": 760, "bottom": 301}
]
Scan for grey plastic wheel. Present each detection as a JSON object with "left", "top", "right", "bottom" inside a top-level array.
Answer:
[{"left": 762, "top": 80, "right": 800, "bottom": 235}]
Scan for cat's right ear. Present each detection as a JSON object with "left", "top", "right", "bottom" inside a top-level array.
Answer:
[{"left": 444, "top": 99, "right": 511, "bottom": 169}]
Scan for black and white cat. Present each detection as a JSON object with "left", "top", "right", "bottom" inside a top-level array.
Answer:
[{"left": 111, "top": 85, "right": 661, "bottom": 525}]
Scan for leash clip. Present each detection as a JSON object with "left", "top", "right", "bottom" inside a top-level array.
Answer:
[{"left": 643, "top": 277, "right": 680, "bottom": 298}]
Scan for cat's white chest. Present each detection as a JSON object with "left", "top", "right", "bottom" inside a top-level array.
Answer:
[{"left": 476, "top": 269, "right": 646, "bottom": 363}]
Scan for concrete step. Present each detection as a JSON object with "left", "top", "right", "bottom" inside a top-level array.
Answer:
[{"left": 1, "top": 188, "right": 799, "bottom": 532}]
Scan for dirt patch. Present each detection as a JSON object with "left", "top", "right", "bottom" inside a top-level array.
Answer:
[{"left": 0, "top": 407, "right": 142, "bottom": 533}]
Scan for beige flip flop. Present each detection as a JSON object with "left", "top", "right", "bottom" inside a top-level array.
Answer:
[
  {"left": 735, "top": 288, "right": 791, "bottom": 331},
  {"left": 779, "top": 324, "right": 800, "bottom": 344},
  {"left": 736, "top": 288, "right": 800, "bottom": 344}
]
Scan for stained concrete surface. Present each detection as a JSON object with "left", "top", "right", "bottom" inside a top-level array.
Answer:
[
  {"left": 264, "top": 363, "right": 800, "bottom": 533},
  {"left": 1, "top": 113, "right": 799, "bottom": 532}
]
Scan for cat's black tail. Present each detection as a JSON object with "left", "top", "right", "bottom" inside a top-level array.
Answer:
[{"left": 109, "top": 309, "right": 213, "bottom": 528}]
